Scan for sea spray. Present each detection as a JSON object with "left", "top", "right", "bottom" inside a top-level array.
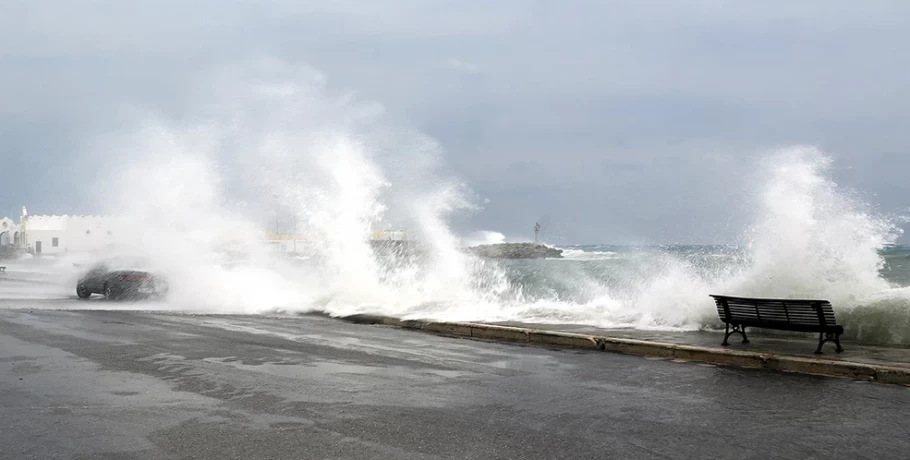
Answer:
[
  {"left": 478, "top": 148, "right": 908, "bottom": 339},
  {"left": 488, "top": 148, "right": 904, "bottom": 334},
  {"left": 24, "top": 59, "right": 910, "bottom": 344},
  {"left": 728, "top": 146, "right": 898, "bottom": 303},
  {"left": 84, "top": 59, "right": 505, "bottom": 316}
]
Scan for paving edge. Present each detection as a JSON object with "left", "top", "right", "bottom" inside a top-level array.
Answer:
[{"left": 338, "top": 314, "right": 910, "bottom": 386}]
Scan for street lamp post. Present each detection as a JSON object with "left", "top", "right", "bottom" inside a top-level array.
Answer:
[
  {"left": 272, "top": 194, "right": 280, "bottom": 237},
  {"left": 292, "top": 213, "right": 298, "bottom": 254}
]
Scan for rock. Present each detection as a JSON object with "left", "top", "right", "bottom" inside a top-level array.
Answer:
[{"left": 465, "top": 243, "right": 563, "bottom": 259}]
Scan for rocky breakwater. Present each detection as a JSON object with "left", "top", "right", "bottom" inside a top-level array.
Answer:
[{"left": 466, "top": 242, "right": 563, "bottom": 259}]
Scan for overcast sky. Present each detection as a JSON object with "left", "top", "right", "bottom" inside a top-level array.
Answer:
[{"left": 2, "top": 1, "right": 909, "bottom": 244}]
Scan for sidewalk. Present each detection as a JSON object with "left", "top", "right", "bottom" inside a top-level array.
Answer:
[
  {"left": 498, "top": 322, "right": 910, "bottom": 371},
  {"left": 339, "top": 314, "right": 910, "bottom": 385}
]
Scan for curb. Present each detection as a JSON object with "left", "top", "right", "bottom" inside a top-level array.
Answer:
[{"left": 338, "top": 314, "right": 910, "bottom": 386}]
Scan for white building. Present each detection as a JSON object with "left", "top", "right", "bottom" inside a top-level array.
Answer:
[
  {"left": 1, "top": 204, "right": 416, "bottom": 257},
  {"left": 0, "top": 217, "right": 16, "bottom": 248},
  {"left": 0, "top": 209, "right": 116, "bottom": 255},
  {"left": 26, "top": 215, "right": 116, "bottom": 255}
]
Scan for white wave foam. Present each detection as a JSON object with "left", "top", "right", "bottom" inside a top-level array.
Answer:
[
  {"left": 410, "top": 147, "right": 906, "bottom": 339},
  {"left": 461, "top": 230, "right": 506, "bottom": 247},
  {"left": 68, "top": 59, "right": 510, "bottom": 317},
  {"left": 724, "top": 147, "right": 897, "bottom": 305},
  {"left": 559, "top": 249, "right": 619, "bottom": 261},
  {"left": 10, "top": 60, "right": 907, "bottom": 344}
]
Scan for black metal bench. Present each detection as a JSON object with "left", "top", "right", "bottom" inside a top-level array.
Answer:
[{"left": 709, "top": 294, "right": 844, "bottom": 354}]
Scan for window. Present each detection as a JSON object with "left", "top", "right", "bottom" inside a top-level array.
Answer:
[{"left": 52, "top": 237, "right": 59, "bottom": 247}]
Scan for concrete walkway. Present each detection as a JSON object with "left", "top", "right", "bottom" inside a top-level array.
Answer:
[
  {"left": 499, "top": 322, "right": 910, "bottom": 371},
  {"left": 334, "top": 314, "right": 910, "bottom": 384}
]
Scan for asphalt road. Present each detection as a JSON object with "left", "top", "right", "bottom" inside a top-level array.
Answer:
[{"left": 1, "top": 307, "right": 909, "bottom": 460}]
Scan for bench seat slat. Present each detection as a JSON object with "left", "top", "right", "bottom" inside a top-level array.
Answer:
[
  {"left": 725, "top": 302, "right": 829, "bottom": 308},
  {"left": 730, "top": 309, "right": 831, "bottom": 318},
  {"left": 728, "top": 310, "right": 829, "bottom": 317},
  {"left": 726, "top": 299, "right": 829, "bottom": 304},
  {"left": 736, "top": 320, "right": 843, "bottom": 334},
  {"left": 714, "top": 294, "right": 832, "bottom": 303}
]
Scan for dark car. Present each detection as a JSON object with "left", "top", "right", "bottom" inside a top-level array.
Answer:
[{"left": 76, "top": 257, "right": 168, "bottom": 300}]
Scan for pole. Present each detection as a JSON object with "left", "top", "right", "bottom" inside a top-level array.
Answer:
[{"left": 272, "top": 194, "right": 280, "bottom": 246}]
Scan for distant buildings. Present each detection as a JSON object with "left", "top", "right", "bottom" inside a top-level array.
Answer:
[
  {"left": 263, "top": 229, "right": 413, "bottom": 254},
  {"left": 370, "top": 230, "right": 411, "bottom": 241},
  {"left": 25, "top": 215, "right": 116, "bottom": 254},
  {"left": 0, "top": 208, "right": 115, "bottom": 256},
  {"left": 0, "top": 205, "right": 413, "bottom": 258}
]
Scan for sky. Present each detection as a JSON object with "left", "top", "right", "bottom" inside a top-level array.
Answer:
[{"left": 1, "top": 1, "right": 909, "bottom": 244}]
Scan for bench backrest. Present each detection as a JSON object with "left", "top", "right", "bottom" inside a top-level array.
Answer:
[{"left": 710, "top": 295, "right": 838, "bottom": 328}]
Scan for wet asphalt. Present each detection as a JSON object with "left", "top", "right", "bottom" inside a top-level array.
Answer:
[{"left": 1, "top": 307, "right": 909, "bottom": 460}]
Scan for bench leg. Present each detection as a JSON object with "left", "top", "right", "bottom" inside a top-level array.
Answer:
[
  {"left": 722, "top": 324, "right": 748, "bottom": 346},
  {"left": 816, "top": 332, "right": 843, "bottom": 354}
]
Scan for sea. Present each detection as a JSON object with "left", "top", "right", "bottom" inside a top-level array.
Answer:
[
  {"left": 3, "top": 241, "right": 910, "bottom": 346},
  {"left": 491, "top": 244, "right": 910, "bottom": 345}
]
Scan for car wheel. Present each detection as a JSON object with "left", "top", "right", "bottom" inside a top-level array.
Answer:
[
  {"left": 76, "top": 285, "right": 91, "bottom": 299},
  {"left": 104, "top": 284, "right": 117, "bottom": 300}
]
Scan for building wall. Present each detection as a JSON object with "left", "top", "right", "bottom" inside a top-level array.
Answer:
[
  {"left": 0, "top": 218, "right": 13, "bottom": 247},
  {"left": 23, "top": 216, "right": 115, "bottom": 255},
  {"left": 27, "top": 229, "right": 61, "bottom": 254},
  {"left": 61, "top": 216, "right": 116, "bottom": 253}
]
